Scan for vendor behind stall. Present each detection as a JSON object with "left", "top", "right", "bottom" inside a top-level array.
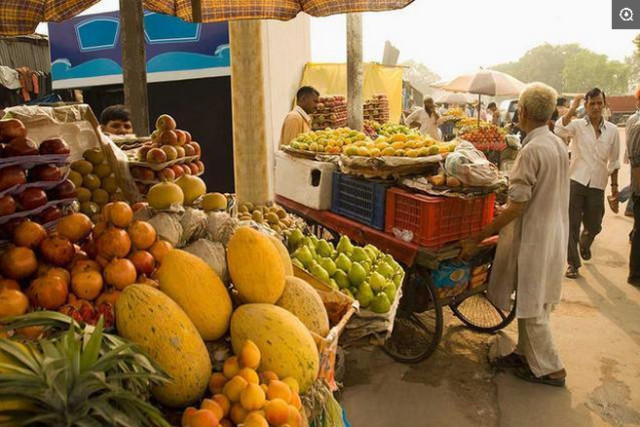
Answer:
[
  {"left": 279, "top": 86, "right": 319, "bottom": 147},
  {"left": 100, "top": 104, "right": 133, "bottom": 136},
  {"left": 405, "top": 96, "right": 442, "bottom": 141}
]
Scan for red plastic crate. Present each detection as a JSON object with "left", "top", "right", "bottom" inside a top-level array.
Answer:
[{"left": 385, "top": 188, "right": 495, "bottom": 250}]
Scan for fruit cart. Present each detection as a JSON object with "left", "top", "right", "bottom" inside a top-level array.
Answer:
[{"left": 275, "top": 195, "right": 516, "bottom": 363}]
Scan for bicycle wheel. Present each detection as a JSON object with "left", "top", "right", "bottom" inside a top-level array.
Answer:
[
  {"left": 450, "top": 290, "right": 516, "bottom": 333},
  {"left": 383, "top": 270, "right": 443, "bottom": 363}
]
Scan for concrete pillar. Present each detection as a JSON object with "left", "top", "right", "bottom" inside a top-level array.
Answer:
[
  {"left": 119, "top": 0, "right": 149, "bottom": 136},
  {"left": 347, "top": 13, "right": 363, "bottom": 131},
  {"left": 229, "top": 20, "right": 272, "bottom": 205}
]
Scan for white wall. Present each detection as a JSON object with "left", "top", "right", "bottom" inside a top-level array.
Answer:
[{"left": 262, "top": 14, "right": 311, "bottom": 151}]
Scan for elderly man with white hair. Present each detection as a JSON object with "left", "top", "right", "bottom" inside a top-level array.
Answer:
[{"left": 461, "top": 82, "right": 569, "bottom": 387}]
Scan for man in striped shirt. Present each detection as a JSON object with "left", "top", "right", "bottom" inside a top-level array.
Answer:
[{"left": 627, "top": 86, "right": 640, "bottom": 285}]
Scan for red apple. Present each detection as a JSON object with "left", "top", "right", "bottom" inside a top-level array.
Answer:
[
  {"left": 138, "top": 145, "right": 152, "bottom": 161},
  {"left": 0, "top": 166, "right": 27, "bottom": 190},
  {"left": 146, "top": 148, "right": 167, "bottom": 164},
  {"left": 170, "top": 165, "right": 184, "bottom": 178},
  {"left": 17, "top": 188, "right": 47, "bottom": 210},
  {"left": 157, "top": 130, "right": 178, "bottom": 146},
  {"left": 158, "top": 168, "right": 175, "bottom": 182},
  {"left": 0, "top": 119, "right": 27, "bottom": 143},
  {"left": 183, "top": 144, "right": 196, "bottom": 157},
  {"left": 3, "top": 137, "right": 38, "bottom": 157},
  {"left": 155, "top": 114, "right": 176, "bottom": 131},
  {"left": 30, "top": 165, "right": 62, "bottom": 182},
  {"left": 161, "top": 145, "right": 178, "bottom": 161},
  {"left": 52, "top": 179, "right": 76, "bottom": 200},
  {"left": 188, "top": 163, "right": 199, "bottom": 175},
  {"left": 0, "top": 194, "right": 16, "bottom": 216},
  {"left": 195, "top": 160, "right": 205, "bottom": 173},
  {"left": 190, "top": 141, "right": 201, "bottom": 156},
  {"left": 130, "top": 167, "right": 145, "bottom": 180},
  {"left": 183, "top": 131, "right": 192, "bottom": 144},
  {"left": 174, "top": 130, "right": 187, "bottom": 146},
  {"left": 140, "top": 168, "right": 155, "bottom": 181},
  {"left": 39, "top": 138, "right": 70, "bottom": 155},
  {"left": 181, "top": 164, "right": 192, "bottom": 176},
  {"left": 38, "top": 206, "right": 62, "bottom": 223},
  {"left": 175, "top": 146, "right": 186, "bottom": 158}
]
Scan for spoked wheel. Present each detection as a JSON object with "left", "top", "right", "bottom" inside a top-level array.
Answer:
[
  {"left": 450, "top": 290, "right": 516, "bottom": 333},
  {"left": 383, "top": 269, "right": 443, "bottom": 363}
]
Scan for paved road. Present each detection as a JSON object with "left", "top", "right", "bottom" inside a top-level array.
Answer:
[{"left": 343, "top": 129, "right": 640, "bottom": 426}]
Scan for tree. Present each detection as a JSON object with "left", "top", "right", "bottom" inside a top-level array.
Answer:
[
  {"left": 401, "top": 60, "right": 440, "bottom": 96},
  {"left": 627, "top": 34, "right": 640, "bottom": 91},
  {"left": 563, "top": 50, "right": 631, "bottom": 95}
]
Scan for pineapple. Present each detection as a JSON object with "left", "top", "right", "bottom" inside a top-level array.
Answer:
[{"left": 0, "top": 312, "right": 170, "bottom": 426}]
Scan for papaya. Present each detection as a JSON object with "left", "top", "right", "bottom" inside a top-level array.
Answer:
[
  {"left": 276, "top": 276, "right": 329, "bottom": 336},
  {"left": 115, "top": 284, "right": 211, "bottom": 407},
  {"left": 230, "top": 304, "right": 319, "bottom": 392},
  {"left": 156, "top": 249, "right": 232, "bottom": 341},
  {"left": 227, "top": 227, "right": 285, "bottom": 304}
]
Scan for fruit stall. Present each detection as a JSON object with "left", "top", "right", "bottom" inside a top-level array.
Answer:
[
  {"left": 0, "top": 106, "right": 377, "bottom": 427},
  {"left": 276, "top": 122, "right": 515, "bottom": 362}
]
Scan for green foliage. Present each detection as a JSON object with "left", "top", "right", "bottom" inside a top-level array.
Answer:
[
  {"left": 493, "top": 43, "right": 632, "bottom": 95},
  {"left": 0, "top": 312, "right": 170, "bottom": 427}
]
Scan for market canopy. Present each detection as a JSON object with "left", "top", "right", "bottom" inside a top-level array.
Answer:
[
  {"left": 432, "top": 69, "right": 526, "bottom": 97},
  {"left": 0, "top": 0, "right": 414, "bottom": 36}
]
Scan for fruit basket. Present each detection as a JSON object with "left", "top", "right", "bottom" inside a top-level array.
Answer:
[
  {"left": 292, "top": 265, "right": 358, "bottom": 390},
  {"left": 385, "top": 187, "right": 495, "bottom": 250}
]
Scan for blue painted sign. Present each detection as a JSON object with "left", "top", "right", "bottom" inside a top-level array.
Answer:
[{"left": 49, "top": 11, "right": 230, "bottom": 89}]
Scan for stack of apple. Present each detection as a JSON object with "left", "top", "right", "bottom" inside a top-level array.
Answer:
[
  {"left": 460, "top": 124, "right": 506, "bottom": 152},
  {"left": 68, "top": 147, "right": 125, "bottom": 222},
  {"left": 363, "top": 119, "right": 381, "bottom": 139},
  {"left": 310, "top": 95, "right": 347, "bottom": 130},
  {"left": 363, "top": 94, "right": 389, "bottom": 124},
  {"left": 130, "top": 114, "right": 204, "bottom": 196},
  {"left": 0, "top": 202, "right": 172, "bottom": 330},
  {"left": 0, "top": 119, "right": 76, "bottom": 238}
]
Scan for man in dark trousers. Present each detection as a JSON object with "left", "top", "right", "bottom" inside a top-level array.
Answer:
[
  {"left": 555, "top": 88, "right": 621, "bottom": 279},
  {"left": 627, "top": 86, "right": 640, "bottom": 285}
]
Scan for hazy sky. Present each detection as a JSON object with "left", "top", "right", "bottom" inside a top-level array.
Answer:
[{"left": 38, "top": 0, "right": 639, "bottom": 80}]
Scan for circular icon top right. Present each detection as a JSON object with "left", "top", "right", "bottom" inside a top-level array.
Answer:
[{"left": 620, "top": 7, "right": 634, "bottom": 21}]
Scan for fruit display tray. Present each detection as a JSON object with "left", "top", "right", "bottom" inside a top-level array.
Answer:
[
  {"left": 0, "top": 169, "right": 70, "bottom": 198},
  {"left": 127, "top": 154, "right": 200, "bottom": 172},
  {"left": 0, "top": 197, "right": 76, "bottom": 225},
  {"left": 0, "top": 153, "right": 70, "bottom": 170}
]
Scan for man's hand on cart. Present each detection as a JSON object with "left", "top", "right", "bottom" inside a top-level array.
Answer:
[{"left": 460, "top": 237, "right": 481, "bottom": 260}]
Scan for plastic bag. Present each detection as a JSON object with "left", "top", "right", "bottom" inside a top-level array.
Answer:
[
  {"left": 207, "top": 212, "right": 239, "bottom": 246},
  {"left": 147, "top": 212, "right": 183, "bottom": 247},
  {"left": 444, "top": 141, "right": 500, "bottom": 187},
  {"left": 180, "top": 207, "right": 208, "bottom": 246},
  {"left": 183, "top": 239, "right": 228, "bottom": 282}
]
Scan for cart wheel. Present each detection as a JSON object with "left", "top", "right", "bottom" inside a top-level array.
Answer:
[
  {"left": 383, "top": 271, "right": 443, "bottom": 363},
  {"left": 450, "top": 290, "right": 516, "bottom": 333}
]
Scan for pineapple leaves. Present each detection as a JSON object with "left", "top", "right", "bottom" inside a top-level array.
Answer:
[{"left": 0, "top": 312, "right": 171, "bottom": 426}]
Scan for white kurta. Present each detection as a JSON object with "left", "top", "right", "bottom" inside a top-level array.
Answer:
[
  {"left": 488, "top": 126, "right": 570, "bottom": 319},
  {"left": 405, "top": 108, "right": 442, "bottom": 141}
]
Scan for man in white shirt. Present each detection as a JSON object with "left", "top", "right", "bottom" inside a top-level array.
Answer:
[
  {"left": 554, "top": 88, "right": 621, "bottom": 278},
  {"left": 405, "top": 97, "right": 442, "bottom": 140},
  {"left": 462, "top": 82, "right": 569, "bottom": 387}
]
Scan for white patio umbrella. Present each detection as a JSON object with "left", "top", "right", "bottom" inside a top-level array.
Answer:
[{"left": 432, "top": 69, "right": 526, "bottom": 124}]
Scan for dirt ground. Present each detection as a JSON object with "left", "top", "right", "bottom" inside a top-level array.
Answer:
[{"left": 342, "top": 130, "right": 640, "bottom": 426}]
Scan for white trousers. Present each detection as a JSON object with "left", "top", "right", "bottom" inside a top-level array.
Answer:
[{"left": 516, "top": 304, "right": 564, "bottom": 377}]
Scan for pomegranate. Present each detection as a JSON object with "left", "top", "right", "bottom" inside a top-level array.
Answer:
[
  {"left": 0, "top": 246, "right": 38, "bottom": 280},
  {"left": 30, "top": 164, "right": 62, "bottom": 182},
  {"left": 40, "top": 236, "right": 76, "bottom": 266},
  {"left": 13, "top": 220, "right": 47, "bottom": 248},
  {"left": 38, "top": 137, "right": 70, "bottom": 155},
  {"left": 3, "top": 137, "right": 38, "bottom": 157},
  {"left": 17, "top": 188, "right": 47, "bottom": 210},
  {"left": 0, "top": 194, "right": 16, "bottom": 216}
]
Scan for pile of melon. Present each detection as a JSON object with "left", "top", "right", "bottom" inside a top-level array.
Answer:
[{"left": 114, "top": 225, "right": 329, "bottom": 425}]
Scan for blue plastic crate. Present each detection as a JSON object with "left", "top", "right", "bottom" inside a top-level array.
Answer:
[{"left": 330, "top": 172, "right": 389, "bottom": 230}]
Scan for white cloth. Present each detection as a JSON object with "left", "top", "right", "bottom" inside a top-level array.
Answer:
[
  {"left": 554, "top": 116, "right": 621, "bottom": 190},
  {"left": 295, "top": 105, "right": 311, "bottom": 124},
  {"left": 405, "top": 107, "right": 441, "bottom": 140},
  {"left": 488, "top": 126, "right": 570, "bottom": 319},
  {"left": 516, "top": 303, "right": 564, "bottom": 377},
  {"left": 0, "top": 66, "right": 20, "bottom": 90}
]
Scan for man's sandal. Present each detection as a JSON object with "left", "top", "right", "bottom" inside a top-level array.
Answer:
[
  {"left": 514, "top": 366, "right": 566, "bottom": 387},
  {"left": 565, "top": 266, "right": 578, "bottom": 279},
  {"left": 490, "top": 352, "right": 527, "bottom": 369}
]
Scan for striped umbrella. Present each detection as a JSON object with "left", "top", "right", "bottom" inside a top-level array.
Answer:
[{"left": 0, "top": 0, "right": 414, "bottom": 36}]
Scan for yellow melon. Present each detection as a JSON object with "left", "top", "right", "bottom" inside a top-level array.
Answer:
[
  {"left": 268, "top": 235, "right": 294, "bottom": 276},
  {"left": 227, "top": 227, "right": 285, "bottom": 303},
  {"left": 276, "top": 276, "right": 329, "bottom": 336}
]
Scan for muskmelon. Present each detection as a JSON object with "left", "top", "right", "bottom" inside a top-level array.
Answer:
[
  {"left": 230, "top": 304, "right": 319, "bottom": 392},
  {"left": 276, "top": 276, "right": 329, "bottom": 336},
  {"left": 115, "top": 284, "right": 211, "bottom": 407},
  {"left": 227, "top": 227, "right": 285, "bottom": 303},
  {"left": 156, "top": 249, "right": 232, "bottom": 341},
  {"left": 268, "top": 235, "right": 293, "bottom": 276}
]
